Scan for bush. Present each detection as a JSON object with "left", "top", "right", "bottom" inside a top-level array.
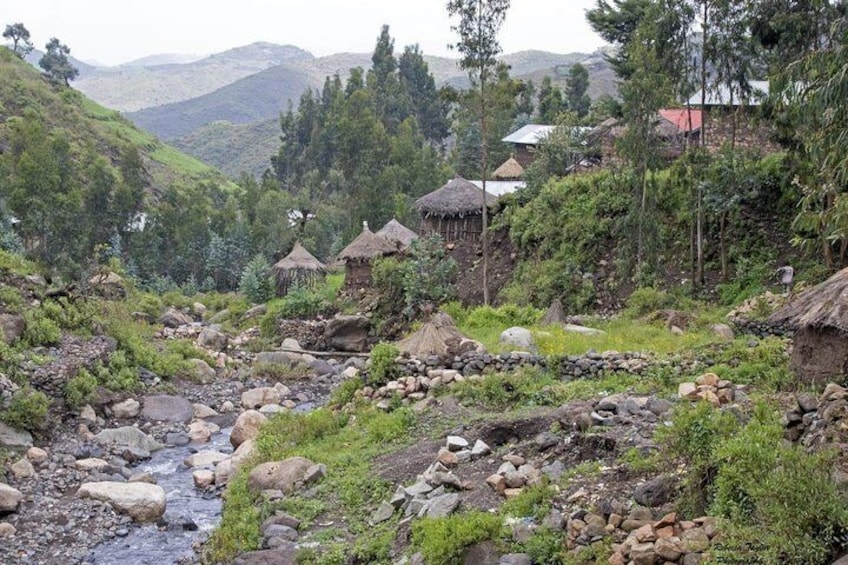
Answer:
[
  {"left": 624, "top": 287, "right": 674, "bottom": 318},
  {"left": 22, "top": 308, "right": 61, "bottom": 346},
  {"left": 1, "top": 387, "right": 50, "bottom": 432},
  {"left": 65, "top": 368, "right": 98, "bottom": 409},
  {"left": 238, "top": 254, "right": 274, "bottom": 304},
  {"left": 412, "top": 511, "right": 504, "bottom": 565},
  {"left": 367, "top": 343, "right": 400, "bottom": 387},
  {"left": 463, "top": 304, "right": 542, "bottom": 329}
]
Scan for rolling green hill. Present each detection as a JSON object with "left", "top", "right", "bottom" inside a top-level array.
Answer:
[
  {"left": 0, "top": 47, "right": 236, "bottom": 200},
  {"left": 125, "top": 63, "right": 313, "bottom": 140}
]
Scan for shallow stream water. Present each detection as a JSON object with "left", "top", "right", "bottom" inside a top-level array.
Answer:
[{"left": 86, "top": 428, "right": 232, "bottom": 565}]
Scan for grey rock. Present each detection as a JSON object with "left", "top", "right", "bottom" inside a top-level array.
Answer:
[
  {"left": 254, "top": 351, "right": 294, "bottom": 367},
  {"left": 77, "top": 481, "right": 166, "bottom": 523},
  {"left": 242, "top": 304, "right": 268, "bottom": 321},
  {"left": 324, "top": 315, "right": 370, "bottom": 352},
  {"left": 634, "top": 474, "right": 676, "bottom": 507},
  {"left": 405, "top": 481, "right": 433, "bottom": 497},
  {"left": 0, "top": 483, "right": 23, "bottom": 512},
  {"left": 500, "top": 554, "right": 532, "bottom": 565},
  {"left": 421, "top": 492, "right": 460, "bottom": 518},
  {"left": 0, "top": 313, "right": 25, "bottom": 345},
  {"left": 261, "top": 511, "right": 301, "bottom": 533},
  {"left": 541, "top": 460, "right": 566, "bottom": 480},
  {"left": 446, "top": 435, "right": 469, "bottom": 451},
  {"left": 471, "top": 439, "right": 491, "bottom": 459},
  {"left": 370, "top": 501, "right": 395, "bottom": 524},
  {"left": 0, "top": 421, "right": 33, "bottom": 448},
  {"left": 390, "top": 485, "right": 409, "bottom": 508},
  {"left": 646, "top": 396, "right": 674, "bottom": 416},
  {"left": 233, "top": 546, "right": 297, "bottom": 565},
  {"left": 263, "top": 524, "right": 298, "bottom": 542},
  {"left": 141, "top": 395, "right": 193, "bottom": 423},
  {"left": 534, "top": 431, "right": 558, "bottom": 450},
  {"left": 197, "top": 326, "right": 229, "bottom": 352},
  {"left": 158, "top": 308, "right": 192, "bottom": 328},
  {"left": 95, "top": 427, "right": 163, "bottom": 452},
  {"left": 797, "top": 393, "right": 818, "bottom": 413},
  {"left": 499, "top": 327, "right": 535, "bottom": 351},
  {"left": 247, "top": 457, "right": 315, "bottom": 492}
]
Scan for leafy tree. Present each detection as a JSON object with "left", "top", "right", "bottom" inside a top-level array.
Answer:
[
  {"left": 447, "top": 0, "right": 511, "bottom": 306},
  {"left": 587, "top": 0, "right": 654, "bottom": 79},
  {"left": 367, "top": 25, "right": 411, "bottom": 132},
  {"left": 239, "top": 254, "right": 274, "bottom": 304},
  {"left": 38, "top": 37, "right": 79, "bottom": 86},
  {"left": 536, "top": 76, "right": 564, "bottom": 123},
  {"left": 565, "top": 63, "right": 591, "bottom": 118},
  {"left": 399, "top": 45, "right": 451, "bottom": 143},
  {"left": 3, "top": 23, "right": 33, "bottom": 58}
]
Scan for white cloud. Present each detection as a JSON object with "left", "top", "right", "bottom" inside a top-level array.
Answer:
[{"left": 5, "top": 0, "right": 604, "bottom": 66}]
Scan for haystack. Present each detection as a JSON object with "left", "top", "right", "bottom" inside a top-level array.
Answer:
[
  {"left": 413, "top": 177, "right": 498, "bottom": 242},
  {"left": 396, "top": 312, "right": 481, "bottom": 358},
  {"left": 336, "top": 222, "right": 397, "bottom": 287},
  {"left": 493, "top": 156, "right": 524, "bottom": 180},
  {"left": 377, "top": 218, "right": 418, "bottom": 251},
  {"left": 769, "top": 267, "right": 848, "bottom": 384},
  {"left": 270, "top": 241, "right": 327, "bottom": 297},
  {"left": 540, "top": 299, "right": 568, "bottom": 327}
]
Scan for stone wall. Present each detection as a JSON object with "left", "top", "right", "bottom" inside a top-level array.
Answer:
[{"left": 702, "top": 109, "right": 781, "bottom": 153}]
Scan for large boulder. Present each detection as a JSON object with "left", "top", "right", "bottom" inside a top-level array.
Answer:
[
  {"left": 0, "top": 483, "right": 23, "bottom": 513},
  {"left": 499, "top": 327, "right": 536, "bottom": 351},
  {"left": 112, "top": 398, "right": 140, "bottom": 419},
  {"left": 634, "top": 474, "right": 676, "bottom": 507},
  {"left": 0, "top": 422, "right": 33, "bottom": 449},
  {"left": 247, "top": 457, "right": 315, "bottom": 493},
  {"left": 88, "top": 271, "right": 126, "bottom": 299},
  {"left": 254, "top": 352, "right": 294, "bottom": 367},
  {"left": 77, "top": 482, "right": 166, "bottom": 523},
  {"left": 94, "top": 427, "right": 163, "bottom": 452},
  {"left": 141, "top": 395, "right": 194, "bottom": 423},
  {"left": 158, "top": 308, "right": 192, "bottom": 328},
  {"left": 197, "top": 325, "right": 229, "bottom": 352},
  {"left": 242, "top": 387, "right": 283, "bottom": 410},
  {"left": 233, "top": 546, "right": 297, "bottom": 565},
  {"left": 0, "top": 313, "right": 25, "bottom": 345},
  {"left": 324, "top": 315, "right": 370, "bottom": 352},
  {"left": 231, "top": 410, "right": 267, "bottom": 448}
]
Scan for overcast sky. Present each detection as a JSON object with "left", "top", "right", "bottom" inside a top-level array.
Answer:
[{"left": 5, "top": 0, "right": 605, "bottom": 66}]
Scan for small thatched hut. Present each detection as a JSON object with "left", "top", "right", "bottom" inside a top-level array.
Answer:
[
  {"left": 492, "top": 156, "right": 524, "bottom": 181},
  {"left": 270, "top": 241, "right": 327, "bottom": 297},
  {"left": 769, "top": 267, "right": 848, "bottom": 384},
  {"left": 336, "top": 222, "right": 397, "bottom": 287},
  {"left": 377, "top": 218, "right": 418, "bottom": 251},
  {"left": 540, "top": 299, "right": 568, "bottom": 327},
  {"left": 396, "top": 312, "right": 481, "bottom": 358},
  {"left": 413, "top": 177, "right": 498, "bottom": 242}
]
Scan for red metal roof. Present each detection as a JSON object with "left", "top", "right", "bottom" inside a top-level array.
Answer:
[{"left": 659, "top": 108, "right": 703, "bottom": 133}]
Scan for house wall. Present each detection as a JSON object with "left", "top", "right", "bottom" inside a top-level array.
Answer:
[
  {"left": 344, "top": 262, "right": 373, "bottom": 288},
  {"left": 791, "top": 327, "right": 848, "bottom": 385},
  {"left": 702, "top": 108, "right": 781, "bottom": 153},
  {"left": 514, "top": 145, "right": 535, "bottom": 167},
  {"left": 420, "top": 214, "right": 484, "bottom": 243}
]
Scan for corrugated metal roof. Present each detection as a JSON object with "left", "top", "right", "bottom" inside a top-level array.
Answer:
[
  {"left": 659, "top": 108, "right": 703, "bottom": 132},
  {"left": 470, "top": 180, "right": 525, "bottom": 197},
  {"left": 502, "top": 124, "right": 556, "bottom": 145},
  {"left": 686, "top": 80, "right": 770, "bottom": 107}
]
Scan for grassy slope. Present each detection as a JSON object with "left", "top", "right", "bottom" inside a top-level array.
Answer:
[
  {"left": 0, "top": 48, "right": 237, "bottom": 194},
  {"left": 172, "top": 118, "right": 280, "bottom": 179}
]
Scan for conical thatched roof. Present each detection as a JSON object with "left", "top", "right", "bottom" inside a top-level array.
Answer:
[
  {"left": 413, "top": 177, "right": 498, "bottom": 219},
  {"left": 540, "top": 299, "right": 568, "bottom": 327},
  {"left": 396, "top": 312, "right": 476, "bottom": 358},
  {"left": 336, "top": 222, "right": 397, "bottom": 262},
  {"left": 271, "top": 242, "right": 326, "bottom": 273},
  {"left": 377, "top": 218, "right": 418, "bottom": 251},
  {"left": 493, "top": 157, "right": 524, "bottom": 180},
  {"left": 769, "top": 268, "right": 848, "bottom": 332}
]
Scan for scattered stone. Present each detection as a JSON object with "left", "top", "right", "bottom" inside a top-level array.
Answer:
[
  {"left": 324, "top": 315, "right": 370, "bottom": 352},
  {"left": 141, "top": 395, "right": 194, "bottom": 423},
  {"left": 420, "top": 492, "right": 460, "bottom": 518},
  {"left": 471, "top": 439, "right": 491, "bottom": 459},
  {"left": 0, "top": 483, "right": 23, "bottom": 512},
  {"left": 370, "top": 501, "right": 395, "bottom": 524},
  {"left": 95, "top": 427, "right": 163, "bottom": 452},
  {"left": 0, "top": 421, "right": 33, "bottom": 448},
  {"left": 10, "top": 457, "right": 35, "bottom": 479},
  {"left": 231, "top": 410, "right": 268, "bottom": 448},
  {"left": 183, "top": 451, "right": 228, "bottom": 468},
  {"left": 0, "top": 313, "right": 25, "bottom": 344},
  {"left": 79, "top": 404, "right": 97, "bottom": 425},
  {"left": 112, "top": 398, "right": 140, "bottom": 419},
  {"left": 242, "top": 387, "right": 283, "bottom": 409},
  {"left": 77, "top": 482, "right": 166, "bottom": 523},
  {"left": 499, "top": 327, "right": 536, "bottom": 351},
  {"left": 247, "top": 457, "right": 315, "bottom": 493},
  {"left": 188, "top": 420, "right": 219, "bottom": 443},
  {"left": 0, "top": 521, "right": 16, "bottom": 537},
  {"left": 75, "top": 458, "right": 110, "bottom": 472},
  {"left": 446, "top": 435, "right": 469, "bottom": 452},
  {"left": 634, "top": 475, "right": 676, "bottom": 507},
  {"left": 26, "top": 446, "right": 48, "bottom": 465},
  {"left": 197, "top": 326, "right": 229, "bottom": 351},
  {"left": 158, "top": 308, "right": 192, "bottom": 328},
  {"left": 192, "top": 470, "right": 215, "bottom": 488}
]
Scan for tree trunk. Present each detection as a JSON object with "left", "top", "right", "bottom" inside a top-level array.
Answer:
[
  {"left": 478, "top": 0, "right": 490, "bottom": 306},
  {"left": 696, "top": 1, "right": 709, "bottom": 287},
  {"left": 720, "top": 211, "right": 727, "bottom": 281}
]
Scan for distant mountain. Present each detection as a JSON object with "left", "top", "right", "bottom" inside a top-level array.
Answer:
[
  {"left": 73, "top": 42, "right": 313, "bottom": 111},
  {"left": 126, "top": 63, "right": 313, "bottom": 140},
  {"left": 24, "top": 49, "right": 96, "bottom": 75},
  {"left": 121, "top": 53, "right": 207, "bottom": 67}
]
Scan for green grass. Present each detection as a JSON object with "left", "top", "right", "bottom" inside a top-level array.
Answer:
[{"left": 206, "top": 405, "right": 419, "bottom": 563}]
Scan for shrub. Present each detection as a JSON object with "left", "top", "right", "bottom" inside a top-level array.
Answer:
[
  {"left": 412, "top": 511, "right": 504, "bottom": 565},
  {"left": 367, "top": 342, "right": 400, "bottom": 387},
  {"left": 65, "top": 368, "right": 98, "bottom": 409},
  {"left": 463, "top": 304, "right": 541, "bottom": 329},
  {"left": 22, "top": 308, "right": 61, "bottom": 346},
  {"left": 327, "top": 378, "right": 363, "bottom": 408},
  {"left": 1, "top": 387, "right": 50, "bottom": 432},
  {"left": 238, "top": 254, "right": 274, "bottom": 304},
  {"left": 624, "top": 287, "right": 674, "bottom": 318}
]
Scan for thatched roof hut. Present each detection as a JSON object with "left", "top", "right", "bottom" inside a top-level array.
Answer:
[
  {"left": 270, "top": 241, "right": 327, "bottom": 297},
  {"left": 337, "top": 222, "right": 397, "bottom": 287},
  {"left": 493, "top": 157, "right": 525, "bottom": 180},
  {"left": 540, "top": 299, "right": 568, "bottom": 327},
  {"left": 377, "top": 218, "right": 418, "bottom": 251},
  {"left": 413, "top": 177, "right": 498, "bottom": 242},
  {"left": 769, "top": 267, "right": 848, "bottom": 384},
  {"left": 396, "top": 312, "right": 482, "bottom": 358}
]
